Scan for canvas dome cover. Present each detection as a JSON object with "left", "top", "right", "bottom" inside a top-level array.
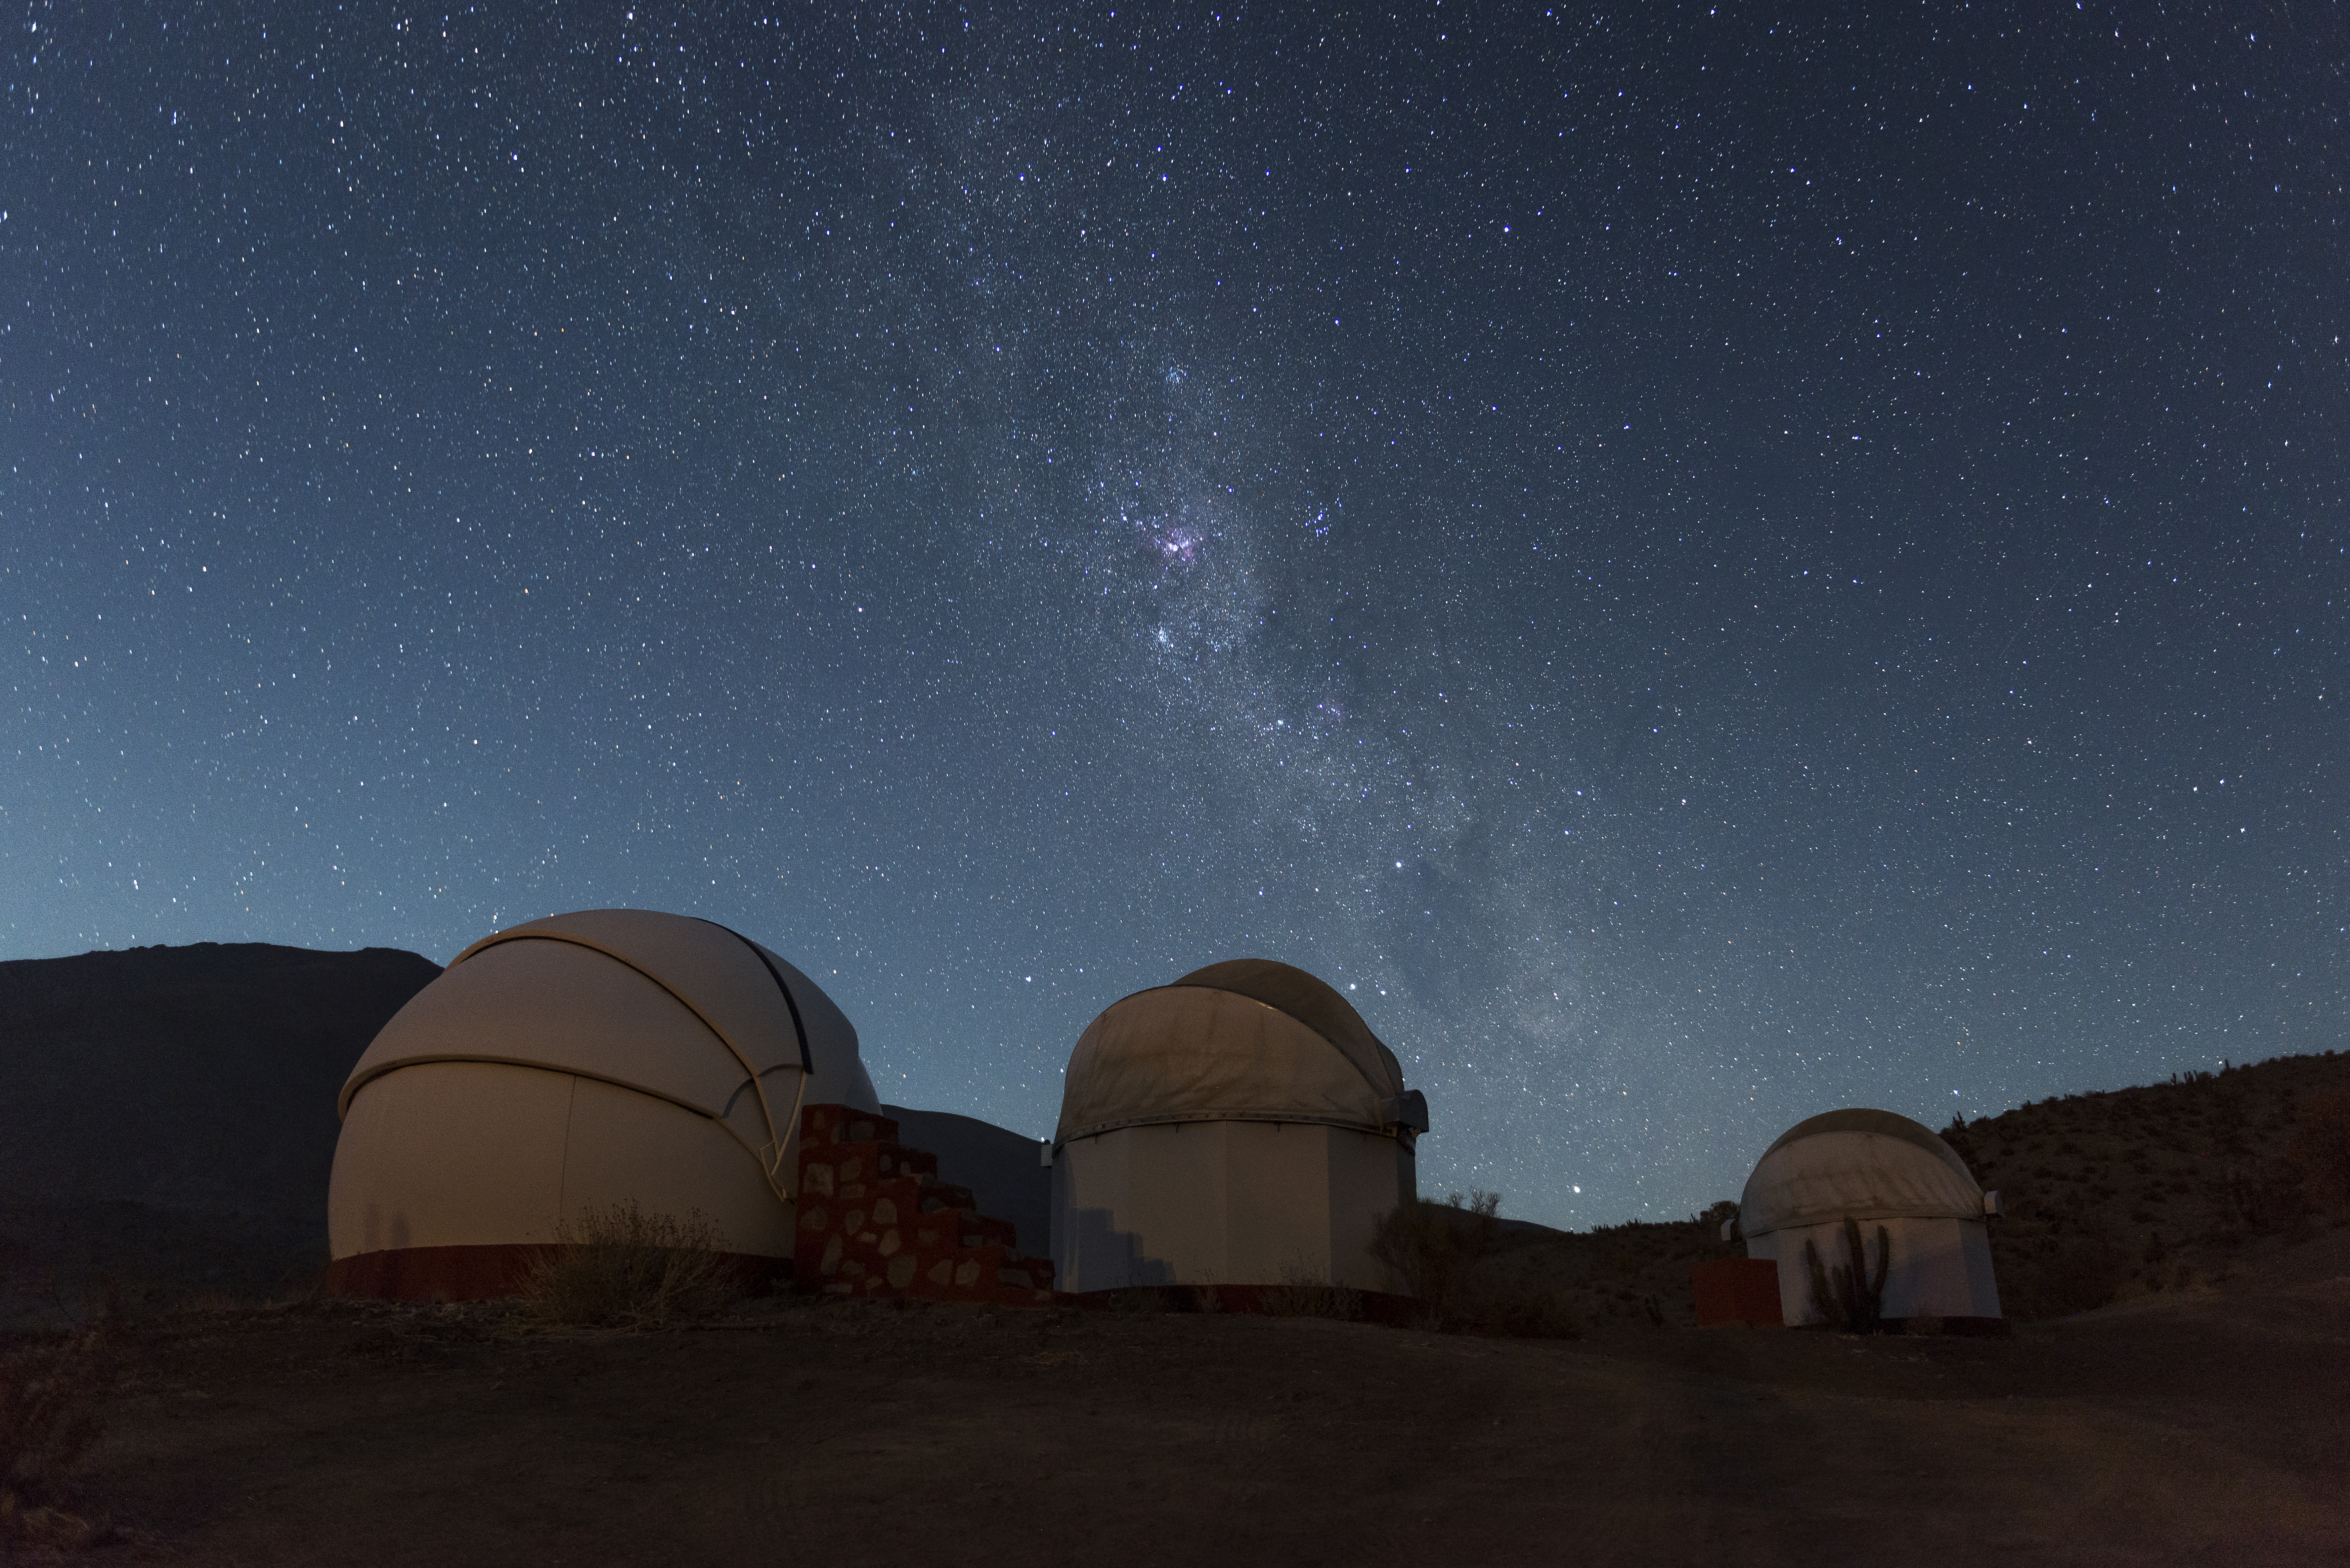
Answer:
[
  {"left": 339, "top": 908, "right": 878, "bottom": 1192},
  {"left": 1739, "top": 1108, "right": 1984, "bottom": 1237},
  {"left": 1057, "top": 959, "right": 1409, "bottom": 1143}
]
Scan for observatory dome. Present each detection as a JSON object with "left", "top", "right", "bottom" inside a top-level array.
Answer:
[
  {"left": 1056, "top": 957, "right": 1424, "bottom": 1144},
  {"left": 1734, "top": 1106, "right": 2004, "bottom": 1329},
  {"left": 1048, "top": 958, "right": 1423, "bottom": 1297},
  {"left": 1738, "top": 1108, "right": 1986, "bottom": 1238},
  {"left": 326, "top": 908, "right": 879, "bottom": 1298}
]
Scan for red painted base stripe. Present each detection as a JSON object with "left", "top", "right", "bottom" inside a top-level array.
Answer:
[{"left": 323, "top": 1244, "right": 790, "bottom": 1302}]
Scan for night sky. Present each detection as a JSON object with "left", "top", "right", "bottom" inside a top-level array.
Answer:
[{"left": 7, "top": 3, "right": 2344, "bottom": 1226}]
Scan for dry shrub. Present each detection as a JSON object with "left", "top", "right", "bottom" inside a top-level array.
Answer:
[
  {"left": 2287, "top": 1086, "right": 2350, "bottom": 1215},
  {"left": 515, "top": 1202, "right": 742, "bottom": 1328},
  {"left": 2226, "top": 1155, "right": 2313, "bottom": 1236},
  {"left": 1100, "top": 1287, "right": 1175, "bottom": 1314},
  {"left": 1367, "top": 1193, "right": 1577, "bottom": 1337},
  {"left": 0, "top": 1322, "right": 117, "bottom": 1533},
  {"left": 1258, "top": 1283, "right": 1363, "bottom": 1321},
  {"left": 1259, "top": 1261, "right": 1364, "bottom": 1322},
  {"left": 1371, "top": 1191, "right": 1499, "bottom": 1329},
  {"left": 2038, "top": 1236, "right": 2131, "bottom": 1317},
  {"left": 1465, "top": 1279, "right": 1582, "bottom": 1339}
]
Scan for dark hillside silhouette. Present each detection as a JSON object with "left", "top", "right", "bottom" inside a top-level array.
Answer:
[
  {"left": 1942, "top": 1052, "right": 2350, "bottom": 1317},
  {"left": 0, "top": 942, "right": 440, "bottom": 1316}
]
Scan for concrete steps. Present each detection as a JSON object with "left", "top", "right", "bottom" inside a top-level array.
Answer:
[{"left": 794, "top": 1104, "right": 1057, "bottom": 1308}]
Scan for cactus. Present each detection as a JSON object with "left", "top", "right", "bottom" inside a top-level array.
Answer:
[{"left": 1802, "top": 1216, "right": 1891, "bottom": 1333}]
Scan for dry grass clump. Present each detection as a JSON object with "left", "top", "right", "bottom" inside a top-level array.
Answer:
[
  {"left": 1258, "top": 1262, "right": 1364, "bottom": 1322},
  {"left": 1096, "top": 1286, "right": 1177, "bottom": 1314},
  {"left": 515, "top": 1202, "right": 743, "bottom": 1328},
  {"left": 1371, "top": 1193, "right": 1580, "bottom": 1338},
  {"left": 2037, "top": 1236, "right": 2134, "bottom": 1316},
  {"left": 2286, "top": 1084, "right": 2350, "bottom": 1215},
  {"left": 1371, "top": 1191, "right": 1498, "bottom": 1329},
  {"left": 1508, "top": 1208, "right": 1736, "bottom": 1330},
  {"left": 1464, "top": 1279, "right": 1584, "bottom": 1339},
  {"left": 0, "top": 1319, "right": 118, "bottom": 1546}
]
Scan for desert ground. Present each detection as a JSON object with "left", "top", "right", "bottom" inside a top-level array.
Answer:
[
  {"left": 7, "top": 947, "right": 2348, "bottom": 1563},
  {"left": 5, "top": 1224, "right": 2342, "bottom": 1568}
]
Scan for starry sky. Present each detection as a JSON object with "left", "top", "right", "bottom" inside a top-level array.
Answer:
[{"left": 6, "top": 3, "right": 2344, "bottom": 1226}]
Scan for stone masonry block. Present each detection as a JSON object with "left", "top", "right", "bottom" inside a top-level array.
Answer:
[{"left": 795, "top": 1103, "right": 1059, "bottom": 1311}]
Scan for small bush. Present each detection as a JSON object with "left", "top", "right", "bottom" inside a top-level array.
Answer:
[
  {"left": 1370, "top": 1191, "right": 1499, "bottom": 1329},
  {"left": 1470, "top": 1283, "right": 1582, "bottom": 1339},
  {"left": 1099, "top": 1287, "right": 1174, "bottom": 1314},
  {"left": 1366, "top": 1194, "right": 1580, "bottom": 1337},
  {"left": 2286, "top": 1086, "right": 2350, "bottom": 1215},
  {"left": 1259, "top": 1262, "right": 1364, "bottom": 1322},
  {"left": 2035, "top": 1236, "right": 2131, "bottom": 1317},
  {"left": 0, "top": 1322, "right": 117, "bottom": 1526},
  {"left": 515, "top": 1202, "right": 742, "bottom": 1328},
  {"left": 2225, "top": 1157, "right": 2312, "bottom": 1236}
]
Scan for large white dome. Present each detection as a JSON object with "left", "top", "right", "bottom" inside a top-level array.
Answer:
[{"left": 327, "top": 908, "right": 879, "bottom": 1295}]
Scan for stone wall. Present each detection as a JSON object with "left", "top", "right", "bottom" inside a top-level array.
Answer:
[{"left": 795, "top": 1104, "right": 1058, "bottom": 1309}]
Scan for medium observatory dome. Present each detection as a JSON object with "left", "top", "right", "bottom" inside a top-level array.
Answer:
[
  {"left": 1732, "top": 1106, "right": 2004, "bottom": 1330},
  {"left": 1056, "top": 958, "right": 1423, "bottom": 1144},
  {"left": 1739, "top": 1108, "right": 1985, "bottom": 1239},
  {"left": 1049, "top": 957, "right": 1424, "bottom": 1296},
  {"left": 326, "top": 908, "right": 880, "bottom": 1298}
]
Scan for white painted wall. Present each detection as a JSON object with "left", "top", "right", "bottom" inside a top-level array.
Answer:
[
  {"left": 1050, "top": 1119, "right": 1412, "bottom": 1292},
  {"left": 1746, "top": 1213, "right": 2002, "bottom": 1324}
]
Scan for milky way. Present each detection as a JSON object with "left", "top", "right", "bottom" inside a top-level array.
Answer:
[{"left": 6, "top": 5, "right": 2343, "bottom": 1224}]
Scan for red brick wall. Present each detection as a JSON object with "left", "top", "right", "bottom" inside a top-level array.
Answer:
[{"left": 794, "top": 1104, "right": 1058, "bottom": 1308}]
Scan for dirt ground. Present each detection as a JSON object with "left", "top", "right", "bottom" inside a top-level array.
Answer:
[{"left": 15, "top": 1239, "right": 2349, "bottom": 1568}]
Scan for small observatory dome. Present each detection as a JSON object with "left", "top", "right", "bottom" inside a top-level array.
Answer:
[
  {"left": 1051, "top": 958, "right": 1426, "bottom": 1296},
  {"left": 326, "top": 908, "right": 880, "bottom": 1299},
  {"left": 1738, "top": 1108, "right": 2003, "bottom": 1328}
]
